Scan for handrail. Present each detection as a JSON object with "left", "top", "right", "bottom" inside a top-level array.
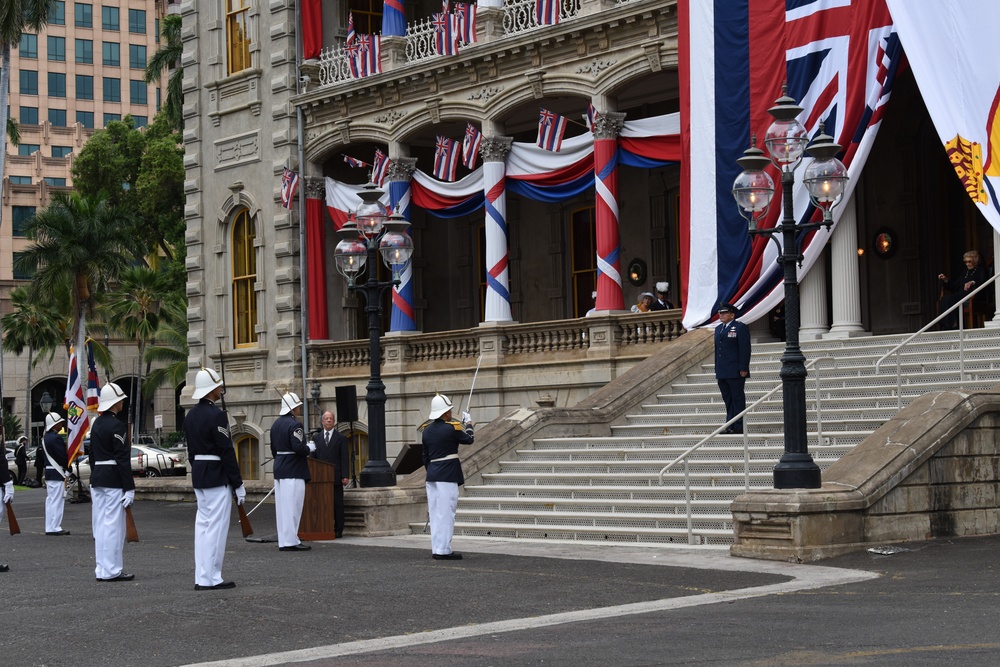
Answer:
[
  {"left": 874, "top": 272, "right": 998, "bottom": 410},
  {"left": 657, "top": 355, "right": 834, "bottom": 545}
]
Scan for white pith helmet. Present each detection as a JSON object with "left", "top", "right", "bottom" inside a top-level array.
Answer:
[
  {"left": 656, "top": 281, "right": 670, "bottom": 293},
  {"left": 45, "top": 412, "right": 66, "bottom": 432},
  {"left": 429, "top": 394, "right": 453, "bottom": 420},
  {"left": 279, "top": 391, "right": 303, "bottom": 416},
  {"left": 192, "top": 368, "right": 224, "bottom": 400},
  {"left": 98, "top": 382, "right": 127, "bottom": 412}
]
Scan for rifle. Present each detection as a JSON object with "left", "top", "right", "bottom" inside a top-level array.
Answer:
[
  {"left": 124, "top": 359, "right": 139, "bottom": 543},
  {"left": 219, "top": 342, "right": 254, "bottom": 537},
  {"left": 124, "top": 506, "right": 139, "bottom": 543},
  {"left": 4, "top": 501, "right": 19, "bottom": 536}
]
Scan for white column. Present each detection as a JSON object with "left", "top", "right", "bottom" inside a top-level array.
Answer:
[
  {"left": 824, "top": 194, "right": 868, "bottom": 338},
  {"left": 986, "top": 228, "right": 1000, "bottom": 328},
  {"left": 799, "top": 251, "right": 829, "bottom": 339}
]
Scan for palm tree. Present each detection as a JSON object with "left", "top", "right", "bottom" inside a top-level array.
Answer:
[
  {"left": 142, "top": 299, "right": 188, "bottom": 427},
  {"left": 15, "top": 192, "right": 144, "bottom": 381},
  {"left": 144, "top": 13, "right": 183, "bottom": 131},
  {"left": 107, "top": 266, "right": 177, "bottom": 437},
  {"left": 2, "top": 287, "right": 64, "bottom": 439}
]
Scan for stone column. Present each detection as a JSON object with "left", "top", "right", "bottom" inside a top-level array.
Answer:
[
  {"left": 987, "top": 228, "right": 1000, "bottom": 328},
  {"left": 386, "top": 157, "right": 418, "bottom": 332},
  {"left": 824, "top": 194, "right": 868, "bottom": 338},
  {"left": 481, "top": 136, "right": 514, "bottom": 322},
  {"left": 799, "top": 250, "right": 829, "bottom": 340},
  {"left": 593, "top": 111, "right": 626, "bottom": 311}
]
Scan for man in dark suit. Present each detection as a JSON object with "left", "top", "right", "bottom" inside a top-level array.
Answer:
[
  {"left": 714, "top": 303, "right": 751, "bottom": 434},
  {"left": 311, "top": 410, "right": 350, "bottom": 538}
]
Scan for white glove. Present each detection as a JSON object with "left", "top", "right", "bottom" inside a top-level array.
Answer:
[
  {"left": 121, "top": 490, "right": 135, "bottom": 508},
  {"left": 3, "top": 480, "right": 13, "bottom": 503},
  {"left": 462, "top": 411, "right": 473, "bottom": 427},
  {"left": 306, "top": 441, "right": 317, "bottom": 453},
  {"left": 234, "top": 485, "right": 246, "bottom": 506}
]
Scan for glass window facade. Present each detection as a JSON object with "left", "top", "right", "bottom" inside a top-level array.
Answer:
[
  {"left": 49, "top": 1, "right": 66, "bottom": 25},
  {"left": 103, "top": 77, "right": 120, "bottom": 102},
  {"left": 103, "top": 113, "right": 120, "bottom": 126},
  {"left": 129, "top": 79, "right": 147, "bottom": 104},
  {"left": 128, "top": 8, "right": 146, "bottom": 33},
  {"left": 76, "top": 38, "right": 93, "bottom": 64},
  {"left": 102, "top": 41, "right": 119, "bottom": 66},
  {"left": 101, "top": 5, "right": 119, "bottom": 31},
  {"left": 76, "top": 74, "right": 94, "bottom": 100},
  {"left": 12, "top": 207, "right": 36, "bottom": 237},
  {"left": 76, "top": 110, "right": 95, "bottom": 128},
  {"left": 48, "top": 108, "right": 68, "bottom": 126},
  {"left": 52, "top": 146, "right": 73, "bottom": 158},
  {"left": 48, "top": 72, "right": 67, "bottom": 97},
  {"left": 226, "top": 0, "right": 252, "bottom": 75},
  {"left": 48, "top": 36, "right": 66, "bottom": 61},
  {"left": 19, "top": 106, "right": 39, "bottom": 125},
  {"left": 19, "top": 70, "right": 38, "bottom": 95},
  {"left": 232, "top": 210, "right": 259, "bottom": 346},
  {"left": 44, "top": 177, "right": 67, "bottom": 187},
  {"left": 128, "top": 44, "right": 146, "bottom": 69},
  {"left": 19, "top": 34, "right": 37, "bottom": 59},
  {"left": 75, "top": 3, "right": 93, "bottom": 28},
  {"left": 17, "top": 144, "right": 41, "bottom": 156}
]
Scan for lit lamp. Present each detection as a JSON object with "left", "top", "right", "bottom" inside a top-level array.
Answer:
[
  {"left": 732, "top": 87, "right": 848, "bottom": 490},
  {"left": 39, "top": 390, "right": 53, "bottom": 415},
  {"left": 333, "top": 183, "right": 413, "bottom": 488}
]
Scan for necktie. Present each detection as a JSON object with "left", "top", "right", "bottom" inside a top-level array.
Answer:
[{"left": 325, "top": 431, "right": 330, "bottom": 445}]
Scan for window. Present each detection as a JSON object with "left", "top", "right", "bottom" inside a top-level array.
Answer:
[
  {"left": 48, "top": 72, "right": 67, "bottom": 97},
  {"left": 569, "top": 207, "right": 598, "bottom": 318},
  {"left": 52, "top": 146, "right": 73, "bottom": 158},
  {"left": 47, "top": 36, "right": 66, "bottom": 61},
  {"left": 132, "top": 115, "right": 147, "bottom": 128},
  {"left": 19, "top": 34, "right": 37, "bottom": 59},
  {"left": 48, "top": 1, "right": 65, "bottom": 25},
  {"left": 76, "top": 110, "right": 95, "bottom": 128},
  {"left": 76, "top": 38, "right": 93, "bottom": 63},
  {"left": 346, "top": 0, "right": 384, "bottom": 34},
  {"left": 103, "top": 77, "right": 120, "bottom": 102},
  {"left": 156, "top": 87, "right": 161, "bottom": 110},
  {"left": 226, "top": 0, "right": 252, "bottom": 75},
  {"left": 17, "top": 144, "right": 40, "bottom": 156},
  {"left": 103, "top": 113, "right": 120, "bottom": 126},
  {"left": 48, "top": 108, "right": 67, "bottom": 126},
  {"left": 44, "top": 177, "right": 67, "bottom": 187},
  {"left": 232, "top": 210, "right": 258, "bottom": 346},
  {"left": 128, "top": 44, "right": 146, "bottom": 69},
  {"left": 101, "top": 5, "right": 118, "bottom": 30},
  {"left": 19, "top": 70, "right": 38, "bottom": 95},
  {"left": 128, "top": 8, "right": 145, "bottom": 33},
  {"left": 75, "top": 3, "right": 93, "bottom": 28},
  {"left": 12, "top": 207, "right": 36, "bottom": 237},
  {"left": 129, "top": 80, "right": 147, "bottom": 105},
  {"left": 12, "top": 252, "right": 34, "bottom": 280},
  {"left": 154, "top": 18, "right": 159, "bottom": 43},
  {"left": 235, "top": 435, "right": 259, "bottom": 480},
  {"left": 19, "top": 106, "right": 38, "bottom": 125},
  {"left": 8, "top": 176, "right": 31, "bottom": 185},
  {"left": 76, "top": 74, "right": 94, "bottom": 99},
  {"left": 102, "top": 41, "right": 119, "bottom": 66}
]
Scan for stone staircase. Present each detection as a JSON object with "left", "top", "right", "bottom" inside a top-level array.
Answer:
[{"left": 441, "top": 328, "right": 1000, "bottom": 547}]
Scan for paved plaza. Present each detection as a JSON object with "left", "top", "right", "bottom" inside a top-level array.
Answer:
[{"left": 2, "top": 488, "right": 999, "bottom": 666}]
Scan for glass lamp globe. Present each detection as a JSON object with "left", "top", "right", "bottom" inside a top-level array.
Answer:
[
  {"left": 355, "top": 184, "right": 388, "bottom": 238},
  {"left": 803, "top": 156, "right": 848, "bottom": 213},
  {"left": 764, "top": 117, "right": 809, "bottom": 166},
  {"left": 732, "top": 168, "right": 775, "bottom": 215},
  {"left": 334, "top": 237, "right": 367, "bottom": 284},
  {"left": 379, "top": 230, "right": 414, "bottom": 281}
]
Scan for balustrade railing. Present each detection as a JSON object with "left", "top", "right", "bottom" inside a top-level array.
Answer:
[
  {"left": 503, "top": 0, "right": 582, "bottom": 36},
  {"left": 317, "top": 41, "right": 352, "bottom": 86}
]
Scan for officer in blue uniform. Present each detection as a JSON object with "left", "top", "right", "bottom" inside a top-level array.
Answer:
[
  {"left": 714, "top": 302, "right": 751, "bottom": 434},
  {"left": 272, "top": 392, "right": 314, "bottom": 551},
  {"left": 42, "top": 413, "right": 70, "bottom": 535},
  {"left": 90, "top": 382, "right": 135, "bottom": 581},
  {"left": 421, "top": 394, "right": 474, "bottom": 560}
]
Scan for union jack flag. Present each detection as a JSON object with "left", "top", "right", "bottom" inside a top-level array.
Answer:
[
  {"left": 343, "top": 154, "right": 370, "bottom": 169},
  {"left": 346, "top": 39, "right": 362, "bottom": 77},
  {"left": 584, "top": 103, "right": 599, "bottom": 131},
  {"left": 372, "top": 149, "right": 391, "bottom": 187},
  {"left": 280, "top": 167, "right": 299, "bottom": 208},
  {"left": 536, "top": 0, "right": 559, "bottom": 26},
  {"left": 455, "top": 2, "right": 477, "bottom": 44},
  {"left": 462, "top": 123, "right": 482, "bottom": 169},
  {"left": 346, "top": 11, "right": 356, "bottom": 46},
  {"left": 536, "top": 108, "right": 568, "bottom": 152},
  {"left": 433, "top": 135, "right": 460, "bottom": 181},
  {"left": 433, "top": 12, "right": 459, "bottom": 56}
]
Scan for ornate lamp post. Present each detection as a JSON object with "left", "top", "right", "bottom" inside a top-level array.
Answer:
[
  {"left": 732, "top": 88, "right": 849, "bottom": 489},
  {"left": 38, "top": 390, "right": 53, "bottom": 443},
  {"left": 333, "top": 184, "right": 413, "bottom": 487}
]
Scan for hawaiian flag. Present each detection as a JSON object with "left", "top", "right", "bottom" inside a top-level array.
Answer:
[
  {"left": 433, "top": 12, "right": 459, "bottom": 56},
  {"left": 372, "top": 149, "right": 391, "bottom": 187},
  {"left": 537, "top": 109, "right": 568, "bottom": 152},
  {"left": 462, "top": 123, "right": 482, "bottom": 169},
  {"left": 280, "top": 167, "right": 299, "bottom": 208},
  {"left": 343, "top": 154, "right": 370, "bottom": 169},
  {"left": 433, "top": 135, "right": 461, "bottom": 181},
  {"left": 85, "top": 339, "right": 99, "bottom": 412},
  {"left": 346, "top": 11, "right": 357, "bottom": 46},
  {"left": 536, "top": 0, "right": 559, "bottom": 26},
  {"left": 364, "top": 34, "right": 382, "bottom": 75},
  {"left": 584, "top": 103, "right": 599, "bottom": 131},
  {"left": 346, "top": 39, "right": 362, "bottom": 78},
  {"left": 455, "top": 2, "right": 477, "bottom": 44},
  {"left": 64, "top": 347, "right": 89, "bottom": 466},
  {"left": 679, "top": 0, "right": 900, "bottom": 330}
]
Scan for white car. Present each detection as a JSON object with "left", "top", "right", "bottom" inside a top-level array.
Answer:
[{"left": 132, "top": 445, "right": 187, "bottom": 477}]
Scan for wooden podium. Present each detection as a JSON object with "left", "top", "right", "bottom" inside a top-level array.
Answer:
[{"left": 299, "top": 458, "right": 337, "bottom": 541}]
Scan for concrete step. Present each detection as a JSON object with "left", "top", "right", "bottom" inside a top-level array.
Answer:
[{"left": 447, "top": 521, "right": 734, "bottom": 546}]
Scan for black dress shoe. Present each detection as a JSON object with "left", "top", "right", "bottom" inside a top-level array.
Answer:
[
  {"left": 97, "top": 573, "right": 135, "bottom": 582},
  {"left": 195, "top": 581, "right": 236, "bottom": 591},
  {"left": 432, "top": 552, "right": 463, "bottom": 560},
  {"left": 335, "top": 532, "right": 344, "bottom": 539},
  {"left": 722, "top": 427, "right": 734, "bottom": 434},
  {"left": 46, "top": 530, "right": 71, "bottom": 536},
  {"left": 279, "top": 543, "right": 312, "bottom": 551},
  {"left": 0, "top": 564, "right": 8, "bottom": 572}
]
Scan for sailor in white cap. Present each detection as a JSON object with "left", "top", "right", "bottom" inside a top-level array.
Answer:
[
  {"left": 185, "top": 368, "right": 245, "bottom": 590},
  {"left": 90, "top": 382, "right": 135, "bottom": 581},
  {"left": 41, "top": 412, "right": 70, "bottom": 535},
  {"left": 651, "top": 281, "right": 674, "bottom": 310},
  {"left": 271, "top": 391, "right": 315, "bottom": 551},
  {"left": 421, "top": 394, "right": 474, "bottom": 560}
]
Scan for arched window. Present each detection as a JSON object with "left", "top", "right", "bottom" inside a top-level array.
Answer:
[
  {"left": 570, "top": 206, "right": 597, "bottom": 317},
  {"left": 234, "top": 434, "right": 259, "bottom": 480},
  {"left": 226, "top": 0, "right": 252, "bottom": 75},
  {"left": 232, "top": 209, "right": 258, "bottom": 347}
]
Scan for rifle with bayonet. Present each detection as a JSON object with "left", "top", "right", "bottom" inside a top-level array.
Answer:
[
  {"left": 219, "top": 342, "right": 254, "bottom": 537},
  {"left": 123, "top": 360, "right": 139, "bottom": 543}
]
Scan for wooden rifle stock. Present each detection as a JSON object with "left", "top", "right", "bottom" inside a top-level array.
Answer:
[
  {"left": 236, "top": 500, "right": 253, "bottom": 537},
  {"left": 4, "top": 501, "right": 20, "bottom": 536},
  {"left": 124, "top": 506, "right": 139, "bottom": 542},
  {"left": 219, "top": 343, "right": 252, "bottom": 537}
]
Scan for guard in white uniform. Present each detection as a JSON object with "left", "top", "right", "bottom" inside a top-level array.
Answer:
[
  {"left": 271, "top": 392, "right": 315, "bottom": 551},
  {"left": 421, "top": 394, "right": 474, "bottom": 560},
  {"left": 89, "top": 383, "right": 135, "bottom": 582},
  {"left": 41, "top": 413, "right": 70, "bottom": 535},
  {"left": 1, "top": 452, "right": 13, "bottom": 572},
  {"left": 184, "top": 368, "right": 245, "bottom": 590}
]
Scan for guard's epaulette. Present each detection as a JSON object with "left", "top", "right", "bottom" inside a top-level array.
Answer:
[
  {"left": 447, "top": 420, "right": 464, "bottom": 431},
  {"left": 417, "top": 419, "right": 433, "bottom": 433}
]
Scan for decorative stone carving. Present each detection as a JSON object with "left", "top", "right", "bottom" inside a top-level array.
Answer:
[
  {"left": 385, "top": 157, "right": 418, "bottom": 182},
  {"left": 215, "top": 131, "right": 261, "bottom": 170},
  {"left": 480, "top": 136, "right": 513, "bottom": 163},
  {"left": 468, "top": 86, "right": 504, "bottom": 102},
  {"left": 593, "top": 111, "right": 626, "bottom": 140},
  {"left": 304, "top": 176, "right": 325, "bottom": 199},
  {"left": 426, "top": 99, "right": 442, "bottom": 124},
  {"left": 643, "top": 43, "right": 662, "bottom": 72},
  {"left": 527, "top": 71, "right": 544, "bottom": 99},
  {"left": 374, "top": 108, "right": 406, "bottom": 125},
  {"left": 576, "top": 58, "right": 617, "bottom": 76}
]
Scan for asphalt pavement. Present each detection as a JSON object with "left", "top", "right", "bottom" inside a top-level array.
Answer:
[{"left": 2, "top": 485, "right": 999, "bottom": 666}]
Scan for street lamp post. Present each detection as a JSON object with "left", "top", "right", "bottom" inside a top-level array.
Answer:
[
  {"left": 732, "top": 88, "right": 849, "bottom": 489},
  {"left": 334, "top": 184, "right": 413, "bottom": 488},
  {"left": 39, "top": 390, "right": 53, "bottom": 443}
]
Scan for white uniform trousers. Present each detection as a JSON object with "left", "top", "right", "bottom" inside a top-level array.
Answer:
[
  {"left": 194, "top": 486, "right": 232, "bottom": 587},
  {"left": 45, "top": 479, "right": 65, "bottom": 532},
  {"left": 91, "top": 486, "right": 126, "bottom": 579},
  {"left": 426, "top": 481, "right": 459, "bottom": 555},
  {"left": 274, "top": 478, "right": 305, "bottom": 547}
]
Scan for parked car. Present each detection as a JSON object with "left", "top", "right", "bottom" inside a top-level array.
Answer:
[{"left": 132, "top": 445, "right": 187, "bottom": 477}]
